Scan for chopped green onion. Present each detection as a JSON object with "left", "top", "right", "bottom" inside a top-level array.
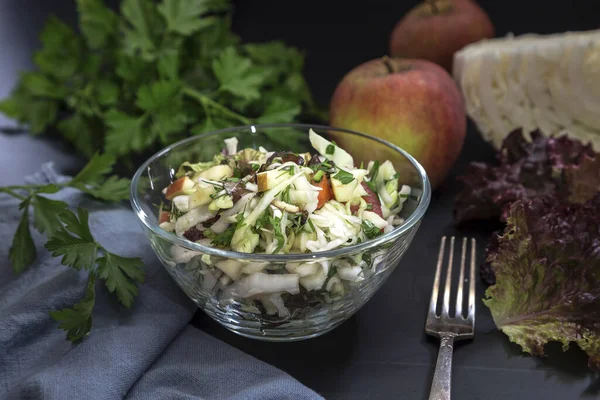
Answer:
[
  {"left": 333, "top": 169, "right": 354, "bottom": 185},
  {"left": 326, "top": 144, "right": 335, "bottom": 155},
  {"left": 362, "top": 220, "right": 382, "bottom": 239},
  {"left": 366, "top": 204, "right": 373, "bottom": 210},
  {"left": 312, "top": 170, "right": 324, "bottom": 182}
]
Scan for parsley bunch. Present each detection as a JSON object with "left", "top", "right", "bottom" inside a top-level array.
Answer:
[
  {"left": 0, "top": 154, "right": 143, "bottom": 342},
  {"left": 0, "top": 0, "right": 324, "bottom": 164}
]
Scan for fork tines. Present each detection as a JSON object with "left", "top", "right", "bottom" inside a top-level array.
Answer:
[{"left": 428, "top": 236, "right": 476, "bottom": 322}]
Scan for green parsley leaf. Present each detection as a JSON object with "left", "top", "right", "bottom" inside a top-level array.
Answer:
[
  {"left": 21, "top": 72, "right": 66, "bottom": 99},
  {"left": 73, "top": 176, "right": 132, "bottom": 202},
  {"left": 57, "top": 114, "right": 97, "bottom": 158},
  {"left": 104, "top": 109, "right": 150, "bottom": 156},
  {"left": 0, "top": 83, "right": 59, "bottom": 134},
  {"left": 9, "top": 205, "right": 36, "bottom": 274},
  {"left": 50, "top": 273, "right": 96, "bottom": 342},
  {"left": 71, "top": 152, "right": 116, "bottom": 185},
  {"left": 333, "top": 169, "right": 355, "bottom": 185},
  {"left": 157, "top": 48, "right": 180, "bottom": 80},
  {"left": 157, "top": 0, "right": 229, "bottom": 35},
  {"left": 121, "top": 0, "right": 158, "bottom": 60},
  {"left": 96, "top": 252, "right": 144, "bottom": 308},
  {"left": 326, "top": 144, "right": 335, "bottom": 155},
  {"left": 135, "top": 80, "right": 180, "bottom": 111},
  {"left": 362, "top": 220, "right": 383, "bottom": 240},
  {"left": 212, "top": 47, "right": 266, "bottom": 100},
  {"left": 36, "top": 184, "right": 61, "bottom": 194},
  {"left": 33, "top": 16, "right": 81, "bottom": 80},
  {"left": 32, "top": 195, "right": 69, "bottom": 236},
  {"left": 244, "top": 40, "right": 304, "bottom": 72},
  {"left": 76, "top": 0, "right": 119, "bottom": 49},
  {"left": 257, "top": 97, "right": 302, "bottom": 124},
  {"left": 95, "top": 80, "right": 119, "bottom": 106},
  {"left": 136, "top": 81, "right": 187, "bottom": 140},
  {"left": 191, "top": 115, "right": 233, "bottom": 135},
  {"left": 45, "top": 208, "right": 99, "bottom": 270}
]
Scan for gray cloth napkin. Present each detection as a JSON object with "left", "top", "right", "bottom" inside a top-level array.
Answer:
[{"left": 0, "top": 163, "right": 324, "bottom": 400}]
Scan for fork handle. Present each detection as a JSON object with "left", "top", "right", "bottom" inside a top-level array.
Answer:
[{"left": 428, "top": 334, "right": 455, "bottom": 400}]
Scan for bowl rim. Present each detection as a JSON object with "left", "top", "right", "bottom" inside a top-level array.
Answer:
[{"left": 130, "top": 123, "right": 431, "bottom": 262}]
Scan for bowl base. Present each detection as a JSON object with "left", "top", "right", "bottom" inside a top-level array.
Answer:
[{"left": 215, "top": 319, "right": 342, "bottom": 342}]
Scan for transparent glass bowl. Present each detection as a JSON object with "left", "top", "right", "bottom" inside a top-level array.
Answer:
[{"left": 131, "top": 123, "right": 431, "bottom": 341}]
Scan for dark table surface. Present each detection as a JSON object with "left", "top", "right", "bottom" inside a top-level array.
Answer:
[{"left": 1, "top": 1, "right": 599, "bottom": 399}]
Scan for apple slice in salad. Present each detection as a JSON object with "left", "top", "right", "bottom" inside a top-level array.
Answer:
[{"left": 158, "top": 129, "right": 413, "bottom": 317}]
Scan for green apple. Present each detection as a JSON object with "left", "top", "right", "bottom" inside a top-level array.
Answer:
[{"left": 329, "top": 56, "right": 466, "bottom": 189}]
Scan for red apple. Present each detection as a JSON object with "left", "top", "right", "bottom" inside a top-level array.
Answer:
[
  {"left": 165, "top": 176, "right": 196, "bottom": 200},
  {"left": 329, "top": 57, "right": 466, "bottom": 189},
  {"left": 389, "top": 0, "right": 494, "bottom": 72}
]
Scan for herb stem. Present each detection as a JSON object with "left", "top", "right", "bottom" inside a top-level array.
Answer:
[
  {"left": 0, "top": 188, "right": 28, "bottom": 201},
  {"left": 182, "top": 87, "right": 252, "bottom": 125}
]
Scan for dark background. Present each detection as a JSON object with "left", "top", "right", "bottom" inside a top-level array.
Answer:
[{"left": 1, "top": 1, "right": 599, "bottom": 399}]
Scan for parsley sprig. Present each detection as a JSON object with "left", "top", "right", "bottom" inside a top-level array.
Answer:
[
  {"left": 0, "top": 153, "right": 143, "bottom": 342},
  {"left": 0, "top": 0, "right": 324, "bottom": 162}
]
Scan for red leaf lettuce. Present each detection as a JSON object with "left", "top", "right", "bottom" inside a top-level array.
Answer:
[
  {"left": 484, "top": 194, "right": 600, "bottom": 369},
  {"left": 454, "top": 129, "right": 599, "bottom": 224}
]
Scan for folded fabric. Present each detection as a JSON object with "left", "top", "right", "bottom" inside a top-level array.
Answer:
[{"left": 0, "top": 163, "right": 323, "bottom": 400}]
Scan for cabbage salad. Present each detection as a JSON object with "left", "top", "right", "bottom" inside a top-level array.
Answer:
[{"left": 158, "top": 129, "right": 412, "bottom": 316}]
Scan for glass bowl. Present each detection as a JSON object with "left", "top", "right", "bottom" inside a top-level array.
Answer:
[{"left": 130, "top": 123, "right": 431, "bottom": 341}]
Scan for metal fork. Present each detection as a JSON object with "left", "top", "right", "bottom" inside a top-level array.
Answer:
[{"left": 425, "top": 236, "right": 476, "bottom": 400}]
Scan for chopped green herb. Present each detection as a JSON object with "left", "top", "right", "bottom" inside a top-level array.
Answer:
[
  {"left": 312, "top": 170, "right": 324, "bottom": 182},
  {"left": 233, "top": 168, "right": 242, "bottom": 179},
  {"left": 268, "top": 216, "right": 285, "bottom": 253},
  {"left": 170, "top": 203, "right": 185, "bottom": 221},
  {"left": 209, "top": 225, "right": 236, "bottom": 247},
  {"left": 325, "top": 144, "right": 335, "bottom": 155},
  {"left": 307, "top": 218, "right": 316, "bottom": 233},
  {"left": 333, "top": 169, "right": 354, "bottom": 185},
  {"left": 251, "top": 163, "right": 260, "bottom": 171},
  {"left": 400, "top": 193, "right": 409, "bottom": 199},
  {"left": 366, "top": 160, "right": 380, "bottom": 192},
  {"left": 362, "top": 220, "right": 383, "bottom": 240},
  {"left": 359, "top": 161, "right": 364, "bottom": 169},
  {"left": 255, "top": 211, "right": 270, "bottom": 230},
  {"left": 392, "top": 172, "right": 400, "bottom": 180},
  {"left": 282, "top": 186, "right": 291, "bottom": 203},
  {"left": 366, "top": 204, "right": 373, "bottom": 210}
]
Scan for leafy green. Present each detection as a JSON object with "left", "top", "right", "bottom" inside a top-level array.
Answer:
[
  {"left": 454, "top": 130, "right": 599, "bottom": 224},
  {"left": 333, "top": 169, "right": 355, "bottom": 185},
  {"left": 366, "top": 160, "right": 379, "bottom": 193},
  {"left": 269, "top": 216, "right": 285, "bottom": 253},
  {"left": 362, "top": 220, "right": 382, "bottom": 240},
  {"left": 484, "top": 194, "right": 600, "bottom": 369},
  {"left": 50, "top": 274, "right": 97, "bottom": 342},
  {"left": 32, "top": 195, "right": 69, "bottom": 235},
  {"left": 208, "top": 225, "right": 236, "bottom": 247},
  {"left": 45, "top": 208, "right": 99, "bottom": 270},
  {"left": 212, "top": 46, "right": 266, "bottom": 101},
  {"left": 97, "top": 252, "right": 144, "bottom": 308},
  {"left": 1, "top": 152, "right": 142, "bottom": 342},
  {"left": 0, "top": 0, "right": 323, "bottom": 164},
  {"left": 9, "top": 203, "right": 36, "bottom": 274}
]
